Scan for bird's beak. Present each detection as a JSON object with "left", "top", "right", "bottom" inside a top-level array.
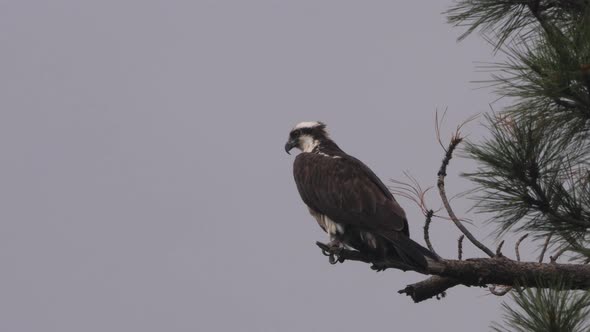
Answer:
[{"left": 285, "top": 139, "right": 297, "bottom": 155}]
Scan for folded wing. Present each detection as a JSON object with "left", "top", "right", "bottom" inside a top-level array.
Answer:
[{"left": 293, "top": 153, "right": 408, "bottom": 236}]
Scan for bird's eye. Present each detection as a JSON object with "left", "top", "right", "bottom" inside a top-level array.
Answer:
[{"left": 291, "top": 130, "right": 300, "bottom": 137}]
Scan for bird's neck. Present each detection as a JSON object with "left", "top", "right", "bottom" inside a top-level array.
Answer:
[{"left": 311, "top": 138, "right": 344, "bottom": 156}]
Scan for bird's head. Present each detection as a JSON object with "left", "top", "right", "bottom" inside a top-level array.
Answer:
[{"left": 284, "top": 121, "right": 329, "bottom": 154}]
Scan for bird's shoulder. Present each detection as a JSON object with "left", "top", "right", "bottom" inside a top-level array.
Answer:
[
  {"left": 294, "top": 151, "right": 394, "bottom": 201},
  {"left": 293, "top": 152, "right": 362, "bottom": 178},
  {"left": 294, "top": 150, "right": 368, "bottom": 165}
]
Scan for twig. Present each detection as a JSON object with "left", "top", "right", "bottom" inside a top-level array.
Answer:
[
  {"left": 515, "top": 233, "right": 529, "bottom": 262},
  {"left": 550, "top": 247, "right": 569, "bottom": 263},
  {"left": 435, "top": 108, "right": 449, "bottom": 152},
  {"left": 496, "top": 240, "right": 505, "bottom": 257},
  {"left": 389, "top": 172, "right": 436, "bottom": 217},
  {"left": 437, "top": 136, "right": 495, "bottom": 258},
  {"left": 539, "top": 233, "right": 553, "bottom": 263},
  {"left": 399, "top": 276, "right": 460, "bottom": 303},
  {"left": 423, "top": 210, "right": 437, "bottom": 256},
  {"left": 491, "top": 238, "right": 514, "bottom": 296},
  {"left": 458, "top": 235, "right": 465, "bottom": 260}
]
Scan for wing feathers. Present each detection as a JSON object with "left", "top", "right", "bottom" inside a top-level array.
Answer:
[
  {"left": 379, "top": 230, "right": 439, "bottom": 269},
  {"left": 293, "top": 153, "right": 406, "bottom": 233}
]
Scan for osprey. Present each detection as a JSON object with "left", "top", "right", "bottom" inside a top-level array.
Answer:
[{"left": 285, "top": 121, "right": 437, "bottom": 270}]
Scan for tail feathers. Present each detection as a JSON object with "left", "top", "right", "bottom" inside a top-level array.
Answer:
[{"left": 379, "top": 231, "right": 439, "bottom": 270}]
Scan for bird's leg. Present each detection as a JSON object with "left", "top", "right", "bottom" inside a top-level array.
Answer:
[{"left": 326, "top": 238, "right": 344, "bottom": 264}]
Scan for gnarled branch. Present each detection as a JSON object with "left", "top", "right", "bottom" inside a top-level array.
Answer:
[
  {"left": 515, "top": 233, "right": 529, "bottom": 261},
  {"left": 317, "top": 242, "right": 590, "bottom": 303},
  {"left": 437, "top": 132, "right": 495, "bottom": 258},
  {"left": 458, "top": 234, "right": 465, "bottom": 260},
  {"left": 423, "top": 209, "right": 437, "bottom": 256}
]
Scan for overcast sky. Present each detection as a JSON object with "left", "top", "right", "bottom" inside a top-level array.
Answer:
[{"left": 0, "top": 1, "right": 525, "bottom": 331}]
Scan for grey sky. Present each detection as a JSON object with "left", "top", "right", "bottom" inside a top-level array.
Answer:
[{"left": 0, "top": 1, "right": 521, "bottom": 331}]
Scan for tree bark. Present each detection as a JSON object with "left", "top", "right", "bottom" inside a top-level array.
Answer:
[{"left": 317, "top": 242, "right": 590, "bottom": 303}]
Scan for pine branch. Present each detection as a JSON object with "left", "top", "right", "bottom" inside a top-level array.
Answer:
[
  {"left": 464, "top": 113, "right": 590, "bottom": 245},
  {"left": 423, "top": 209, "right": 437, "bottom": 256},
  {"left": 316, "top": 242, "right": 590, "bottom": 303},
  {"left": 491, "top": 278, "right": 590, "bottom": 332},
  {"left": 438, "top": 130, "right": 495, "bottom": 258}
]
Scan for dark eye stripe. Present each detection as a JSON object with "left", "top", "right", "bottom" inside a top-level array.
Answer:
[{"left": 290, "top": 127, "right": 316, "bottom": 137}]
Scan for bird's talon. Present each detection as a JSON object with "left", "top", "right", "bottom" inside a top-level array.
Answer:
[
  {"left": 325, "top": 240, "right": 344, "bottom": 264},
  {"left": 329, "top": 254, "right": 338, "bottom": 264},
  {"left": 371, "top": 263, "right": 386, "bottom": 272}
]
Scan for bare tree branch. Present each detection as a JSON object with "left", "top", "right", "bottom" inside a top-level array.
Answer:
[
  {"left": 515, "top": 233, "right": 529, "bottom": 262},
  {"left": 496, "top": 240, "right": 505, "bottom": 257},
  {"left": 458, "top": 234, "right": 465, "bottom": 260},
  {"left": 490, "top": 237, "right": 514, "bottom": 297},
  {"left": 435, "top": 108, "right": 449, "bottom": 152},
  {"left": 398, "top": 277, "right": 461, "bottom": 303},
  {"left": 423, "top": 209, "right": 437, "bottom": 256},
  {"left": 539, "top": 233, "right": 553, "bottom": 263},
  {"left": 317, "top": 242, "right": 590, "bottom": 303},
  {"left": 550, "top": 246, "right": 570, "bottom": 263},
  {"left": 437, "top": 133, "right": 495, "bottom": 258}
]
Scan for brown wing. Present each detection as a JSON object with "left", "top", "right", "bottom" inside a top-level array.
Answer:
[{"left": 293, "top": 153, "right": 408, "bottom": 235}]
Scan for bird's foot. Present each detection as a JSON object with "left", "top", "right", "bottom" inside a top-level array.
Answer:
[
  {"left": 320, "top": 240, "right": 345, "bottom": 264},
  {"left": 370, "top": 263, "right": 388, "bottom": 272}
]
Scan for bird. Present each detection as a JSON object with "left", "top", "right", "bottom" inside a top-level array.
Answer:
[{"left": 285, "top": 121, "right": 438, "bottom": 270}]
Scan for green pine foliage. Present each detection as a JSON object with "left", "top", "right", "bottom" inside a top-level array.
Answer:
[
  {"left": 490, "top": 280, "right": 590, "bottom": 332},
  {"left": 446, "top": 0, "right": 589, "bottom": 48},
  {"left": 445, "top": 1, "right": 590, "bottom": 330},
  {"left": 448, "top": 0, "right": 590, "bottom": 253}
]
